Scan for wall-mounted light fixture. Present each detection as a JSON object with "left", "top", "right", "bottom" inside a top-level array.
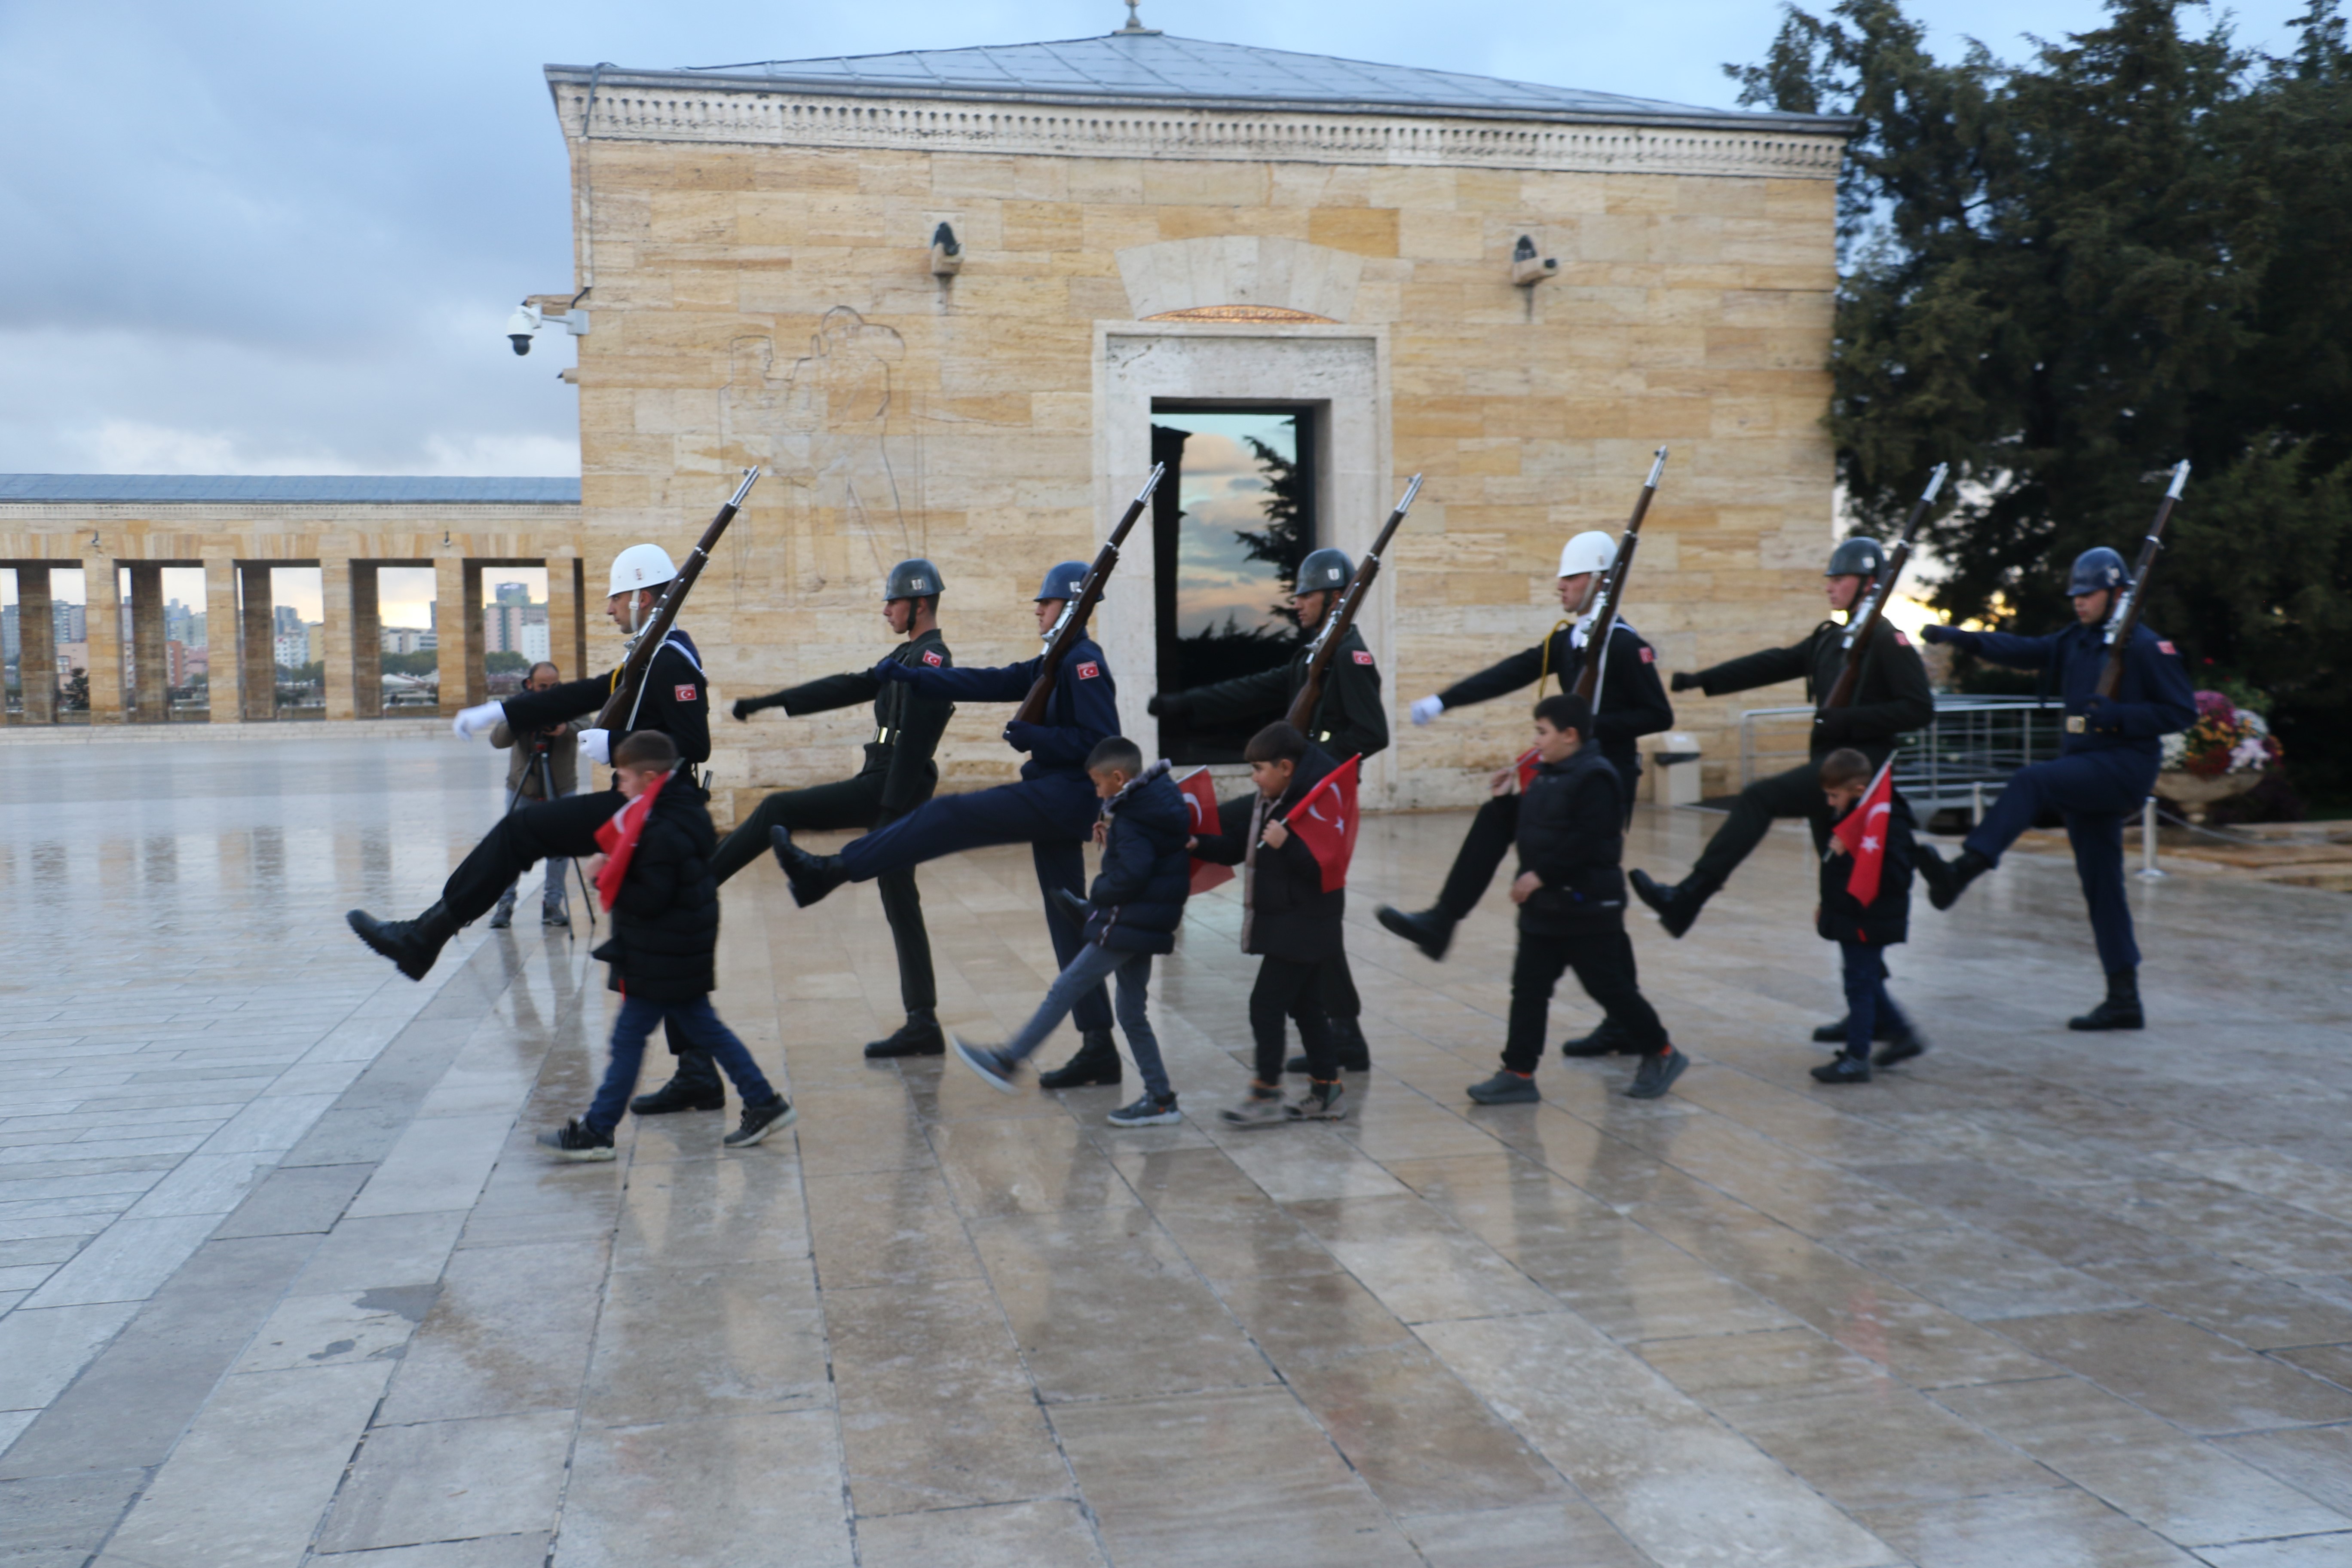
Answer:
[
  {"left": 930, "top": 222, "right": 964, "bottom": 278},
  {"left": 1511, "top": 235, "right": 1558, "bottom": 287}
]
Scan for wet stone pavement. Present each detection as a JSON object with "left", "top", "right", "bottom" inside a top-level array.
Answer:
[{"left": 3, "top": 733, "right": 2351, "bottom": 1567}]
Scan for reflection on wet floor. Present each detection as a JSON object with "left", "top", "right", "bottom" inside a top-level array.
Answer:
[{"left": 4, "top": 735, "right": 2352, "bottom": 1565}]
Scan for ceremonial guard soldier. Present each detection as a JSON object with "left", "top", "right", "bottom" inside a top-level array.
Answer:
[
  {"left": 770, "top": 562, "right": 1129, "bottom": 1089},
  {"left": 1917, "top": 546, "right": 2196, "bottom": 1028},
  {"left": 348, "top": 543, "right": 710, "bottom": 982}
]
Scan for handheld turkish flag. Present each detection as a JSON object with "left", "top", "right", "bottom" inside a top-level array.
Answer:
[
  {"left": 1513, "top": 746, "right": 1540, "bottom": 792},
  {"left": 1283, "top": 754, "right": 1362, "bottom": 894},
  {"left": 1830, "top": 758, "right": 1896, "bottom": 907},
  {"left": 592, "top": 769, "right": 672, "bottom": 911},
  {"left": 1176, "top": 767, "right": 1233, "bottom": 894}
]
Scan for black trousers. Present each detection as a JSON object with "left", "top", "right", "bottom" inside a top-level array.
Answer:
[
  {"left": 1252, "top": 957, "right": 1339, "bottom": 1082},
  {"left": 710, "top": 775, "right": 936, "bottom": 1015},
  {"left": 1687, "top": 761, "right": 1835, "bottom": 891},
  {"left": 1434, "top": 794, "right": 1645, "bottom": 1011},
  {"left": 1505, "top": 925, "right": 1666, "bottom": 1073},
  {"left": 444, "top": 790, "right": 619, "bottom": 922}
]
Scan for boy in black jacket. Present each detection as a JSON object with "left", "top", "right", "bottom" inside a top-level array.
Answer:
[
  {"left": 537, "top": 732, "right": 794, "bottom": 1159},
  {"left": 1812, "top": 748, "right": 1924, "bottom": 1085},
  {"left": 1469, "top": 695, "right": 1684, "bottom": 1105},
  {"left": 952, "top": 738, "right": 1192, "bottom": 1127},
  {"left": 1191, "top": 722, "right": 1350, "bottom": 1127}
]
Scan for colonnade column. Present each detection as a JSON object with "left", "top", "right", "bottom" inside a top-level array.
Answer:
[
  {"left": 202, "top": 559, "right": 241, "bottom": 723},
  {"left": 433, "top": 557, "right": 484, "bottom": 716},
  {"left": 350, "top": 563, "right": 383, "bottom": 719},
  {"left": 16, "top": 566, "right": 55, "bottom": 724},
  {"left": 545, "top": 555, "right": 583, "bottom": 682},
  {"left": 238, "top": 564, "right": 275, "bottom": 721},
  {"left": 127, "top": 563, "right": 167, "bottom": 723},
  {"left": 322, "top": 559, "right": 357, "bottom": 721},
  {"left": 83, "top": 553, "right": 123, "bottom": 724}
]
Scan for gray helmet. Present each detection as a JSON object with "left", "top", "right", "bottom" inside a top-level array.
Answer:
[
  {"left": 883, "top": 558, "right": 943, "bottom": 601},
  {"left": 1035, "top": 561, "right": 1091, "bottom": 602},
  {"left": 1825, "top": 537, "right": 1886, "bottom": 579},
  {"left": 1295, "top": 548, "right": 1354, "bottom": 593},
  {"left": 2068, "top": 546, "right": 2130, "bottom": 595}
]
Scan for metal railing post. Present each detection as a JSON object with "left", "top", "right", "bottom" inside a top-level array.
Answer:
[{"left": 2135, "top": 795, "right": 2166, "bottom": 880}]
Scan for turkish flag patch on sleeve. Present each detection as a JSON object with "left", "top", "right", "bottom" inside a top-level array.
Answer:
[
  {"left": 922, "top": 649, "right": 943, "bottom": 667},
  {"left": 2158, "top": 640, "right": 2177, "bottom": 655},
  {"left": 1895, "top": 631, "right": 1911, "bottom": 647},
  {"left": 1352, "top": 650, "right": 1374, "bottom": 666},
  {"left": 1075, "top": 662, "right": 1100, "bottom": 680},
  {"left": 1639, "top": 646, "right": 1655, "bottom": 663},
  {"left": 674, "top": 685, "right": 697, "bottom": 702}
]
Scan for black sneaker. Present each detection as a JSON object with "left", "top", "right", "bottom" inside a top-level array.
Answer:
[
  {"left": 1107, "top": 1092, "right": 1182, "bottom": 1127},
  {"left": 1812, "top": 1014, "right": 1900, "bottom": 1044},
  {"left": 1466, "top": 1071, "right": 1539, "bottom": 1105},
  {"left": 1874, "top": 1030, "right": 1927, "bottom": 1067},
  {"left": 865, "top": 1013, "right": 946, "bottom": 1059},
  {"left": 630, "top": 1075, "right": 725, "bottom": 1115},
  {"left": 536, "top": 1118, "right": 616, "bottom": 1161},
  {"left": 1811, "top": 1055, "right": 1873, "bottom": 1085},
  {"left": 1375, "top": 904, "right": 1455, "bottom": 962},
  {"left": 951, "top": 1034, "right": 1020, "bottom": 1094},
  {"left": 724, "top": 1097, "right": 797, "bottom": 1148},
  {"left": 1625, "top": 1049, "right": 1688, "bottom": 1099}
]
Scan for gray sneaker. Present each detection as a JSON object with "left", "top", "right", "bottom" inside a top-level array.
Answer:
[
  {"left": 1220, "top": 1088, "right": 1288, "bottom": 1128},
  {"left": 951, "top": 1034, "right": 1020, "bottom": 1095},
  {"left": 1107, "top": 1092, "right": 1181, "bottom": 1127},
  {"left": 1289, "top": 1081, "right": 1348, "bottom": 1121},
  {"left": 1467, "top": 1071, "right": 1540, "bottom": 1105}
]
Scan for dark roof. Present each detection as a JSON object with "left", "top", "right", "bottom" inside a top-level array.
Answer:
[
  {"left": 557, "top": 32, "right": 1847, "bottom": 134},
  {"left": 0, "top": 475, "right": 581, "bottom": 505}
]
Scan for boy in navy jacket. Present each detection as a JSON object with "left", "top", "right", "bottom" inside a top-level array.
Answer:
[
  {"left": 1811, "top": 747, "right": 1923, "bottom": 1085},
  {"left": 952, "top": 738, "right": 1191, "bottom": 1126}
]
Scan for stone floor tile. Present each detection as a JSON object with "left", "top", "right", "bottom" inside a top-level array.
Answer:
[
  {"left": 804, "top": 1165, "right": 983, "bottom": 1289},
  {"left": 312, "top": 1535, "right": 551, "bottom": 1567},
  {"left": 928, "top": 1115, "right": 1139, "bottom": 1218},
  {"left": 2193, "top": 1535, "right": 2352, "bottom": 1567},
  {"left": 1287, "top": 1192, "right": 1559, "bottom": 1324},
  {"left": 611, "top": 1151, "right": 809, "bottom": 1269},
  {"left": 208, "top": 1160, "right": 372, "bottom": 1239},
  {"left": 2210, "top": 1425, "right": 2352, "bottom": 1518},
  {"left": 581, "top": 1258, "right": 828, "bottom": 1425},
  {"left": 852, "top": 1498, "right": 1106, "bottom": 1568},
  {"left": 292, "top": 1210, "right": 467, "bottom": 1295},
  {"left": 554, "top": 1410, "right": 852, "bottom": 1567},
  {"left": 18, "top": 1213, "right": 217, "bottom": 1308},
  {"left": 1856, "top": 1486, "right": 2202, "bottom": 1567},
  {"left": 236, "top": 1284, "right": 434, "bottom": 1372},
  {"left": 318, "top": 1409, "right": 576, "bottom": 1553},
  {"left": 1109, "top": 1145, "right": 1345, "bottom": 1283},
  {"left": 345, "top": 1112, "right": 519, "bottom": 1219},
  {"left": 0, "top": 1302, "right": 142, "bottom": 1412},
  {"left": 377, "top": 1238, "right": 608, "bottom": 1424},
  {"left": 2000, "top": 1308, "right": 2352, "bottom": 1435},
  {"left": 0, "top": 1467, "right": 147, "bottom": 1566},
  {"left": 1397, "top": 1501, "right": 1656, "bottom": 1568},
  {"left": 1282, "top": 1341, "right": 1575, "bottom": 1515}
]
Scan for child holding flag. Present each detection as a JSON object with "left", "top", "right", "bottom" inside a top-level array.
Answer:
[
  {"left": 1813, "top": 747, "right": 1925, "bottom": 1085},
  {"left": 1191, "top": 722, "right": 1360, "bottom": 1126},
  {"left": 536, "top": 731, "right": 795, "bottom": 1159}
]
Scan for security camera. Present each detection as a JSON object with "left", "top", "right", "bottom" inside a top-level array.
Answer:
[{"left": 505, "top": 304, "right": 541, "bottom": 356}]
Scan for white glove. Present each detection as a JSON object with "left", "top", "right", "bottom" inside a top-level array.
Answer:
[
  {"left": 1410, "top": 695, "right": 1445, "bottom": 727},
  {"left": 452, "top": 700, "right": 505, "bottom": 740},
  {"left": 580, "top": 728, "right": 611, "bottom": 766}
]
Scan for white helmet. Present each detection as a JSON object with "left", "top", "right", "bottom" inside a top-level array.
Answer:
[
  {"left": 1557, "top": 530, "right": 1617, "bottom": 579},
  {"left": 607, "top": 543, "right": 677, "bottom": 597}
]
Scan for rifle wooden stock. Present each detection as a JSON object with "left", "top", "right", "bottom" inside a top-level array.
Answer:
[
  {"left": 1572, "top": 447, "right": 1669, "bottom": 706},
  {"left": 597, "top": 468, "right": 760, "bottom": 733},
  {"left": 1011, "top": 464, "right": 1165, "bottom": 728},
  {"left": 1820, "top": 462, "right": 1948, "bottom": 712},
  {"left": 2095, "top": 460, "right": 2189, "bottom": 700},
  {"left": 1283, "top": 475, "right": 1422, "bottom": 733}
]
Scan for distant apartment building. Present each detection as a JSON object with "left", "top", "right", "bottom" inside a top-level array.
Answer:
[
  {"left": 483, "top": 585, "right": 550, "bottom": 663},
  {"left": 3, "top": 603, "right": 16, "bottom": 662},
  {"left": 380, "top": 625, "right": 437, "bottom": 655},
  {"left": 53, "top": 602, "right": 84, "bottom": 646}
]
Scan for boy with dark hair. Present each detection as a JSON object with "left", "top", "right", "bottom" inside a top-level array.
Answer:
[
  {"left": 1468, "top": 694, "right": 1684, "bottom": 1105},
  {"left": 952, "top": 736, "right": 1191, "bottom": 1126},
  {"left": 1191, "top": 722, "right": 1350, "bottom": 1127},
  {"left": 536, "top": 729, "right": 795, "bottom": 1159},
  {"left": 1811, "top": 747, "right": 1923, "bottom": 1085}
]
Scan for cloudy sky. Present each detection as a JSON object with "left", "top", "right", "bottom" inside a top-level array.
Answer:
[{"left": 0, "top": 0, "right": 2311, "bottom": 480}]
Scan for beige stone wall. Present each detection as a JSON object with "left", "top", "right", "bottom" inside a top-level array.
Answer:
[{"left": 566, "top": 129, "right": 1843, "bottom": 812}]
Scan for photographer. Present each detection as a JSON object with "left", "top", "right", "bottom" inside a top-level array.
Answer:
[{"left": 488, "top": 661, "right": 580, "bottom": 928}]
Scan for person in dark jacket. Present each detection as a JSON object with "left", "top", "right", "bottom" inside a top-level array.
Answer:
[
  {"left": 952, "top": 738, "right": 1192, "bottom": 1127},
  {"left": 1380, "top": 527, "right": 1674, "bottom": 1057},
  {"left": 1630, "top": 536, "right": 1934, "bottom": 941},
  {"left": 1191, "top": 723, "right": 1351, "bottom": 1127},
  {"left": 770, "top": 562, "right": 1127, "bottom": 1088},
  {"left": 1468, "top": 695, "right": 1684, "bottom": 1106},
  {"left": 702, "top": 558, "right": 954, "bottom": 1074},
  {"left": 535, "top": 731, "right": 794, "bottom": 1160},
  {"left": 1810, "top": 748, "right": 1923, "bottom": 1085},
  {"left": 349, "top": 542, "right": 714, "bottom": 982},
  {"left": 1147, "top": 546, "right": 1387, "bottom": 1073},
  {"left": 487, "top": 661, "right": 582, "bottom": 930},
  {"left": 1916, "top": 546, "right": 2197, "bottom": 1029}
]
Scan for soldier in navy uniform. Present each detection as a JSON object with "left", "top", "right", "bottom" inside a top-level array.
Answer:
[
  {"left": 1917, "top": 546, "right": 2196, "bottom": 1029},
  {"left": 348, "top": 543, "right": 711, "bottom": 982},
  {"left": 770, "top": 562, "right": 1129, "bottom": 1089},
  {"left": 1377, "top": 529, "right": 1673, "bottom": 1056},
  {"left": 1146, "top": 547, "right": 1387, "bottom": 1072}
]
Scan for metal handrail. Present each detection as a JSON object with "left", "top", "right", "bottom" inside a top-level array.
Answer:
[{"left": 1736, "top": 696, "right": 2067, "bottom": 814}]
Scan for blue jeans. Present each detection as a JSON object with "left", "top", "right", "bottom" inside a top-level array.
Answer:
[
  {"left": 1838, "top": 941, "right": 1910, "bottom": 1060},
  {"left": 587, "top": 994, "right": 778, "bottom": 1134},
  {"left": 999, "top": 942, "right": 1171, "bottom": 1101},
  {"left": 1965, "top": 747, "right": 2159, "bottom": 972}
]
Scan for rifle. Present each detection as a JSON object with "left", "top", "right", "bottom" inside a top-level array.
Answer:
[
  {"left": 597, "top": 467, "right": 760, "bottom": 734},
  {"left": 1573, "top": 447, "right": 1669, "bottom": 711},
  {"left": 1284, "top": 475, "right": 1424, "bottom": 733},
  {"left": 1821, "top": 462, "right": 1948, "bottom": 711},
  {"left": 2092, "top": 460, "right": 2190, "bottom": 703},
  {"left": 1011, "top": 464, "right": 1166, "bottom": 727}
]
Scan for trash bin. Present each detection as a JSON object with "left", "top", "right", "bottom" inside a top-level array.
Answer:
[{"left": 1650, "top": 732, "right": 1703, "bottom": 808}]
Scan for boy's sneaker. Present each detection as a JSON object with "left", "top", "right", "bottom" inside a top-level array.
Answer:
[
  {"left": 1220, "top": 1087, "right": 1289, "bottom": 1128},
  {"left": 1625, "top": 1048, "right": 1688, "bottom": 1100},
  {"left": 724, "top": 1096, "right": 798, "bottom": 1148},
  {"left": 1467, "top": 1071, "right": 1540, "bottom": 1105},
  {"left": 1290, "top": 1080, "right": 1348, "bottom": 1121},
  {"left": 1107, "top": 1091, "right": 1182, "bottom": 1127},
  {"left": 536, "top": 1118, "right": 616, "bottom": 1161},
  {"left": 1811, "top": 1054, "right": 1873, "bottom": 1085},
  {"left": 1874, "top": 1029, "right": 1927, "bottom": 1068},
  {"left": 951, "top": 1034, "right": 1021, "bottom": 1095}
]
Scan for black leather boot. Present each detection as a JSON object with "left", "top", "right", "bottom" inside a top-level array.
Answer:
[
  {"left": 1375, "top": 904, "right": 1455, "bottom": 962},
  {"left": 2068, "top": 968, "right": 2145, "bottom": 1031},
  {"left": 1811, "top": 1014, "right": 1901, "bottom": 1044},
  {"left": 1038, "top": 1028, "right": 1123, "bottom": 1089},
  {"left": 631, "top": 1050, "right": 726, "bottom": 1114},
  {"left": 347, "top": 900, "right": 459, "bottom": 982},
  {"left": 1922, "top": 846, "right": 1991, "bottom": 912},
  {"left": 770, "top": 826, "right": 846, "bottom": 907},
  {"left": 865, "top": 1009, "right": 946, "bottom": 1059},
  {"left": 1290, "top": 1016, "right": 1372, "bottom": 1074},
  {"left": 1628, "top": 870, "right": 1714, "bottom": 938}
]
